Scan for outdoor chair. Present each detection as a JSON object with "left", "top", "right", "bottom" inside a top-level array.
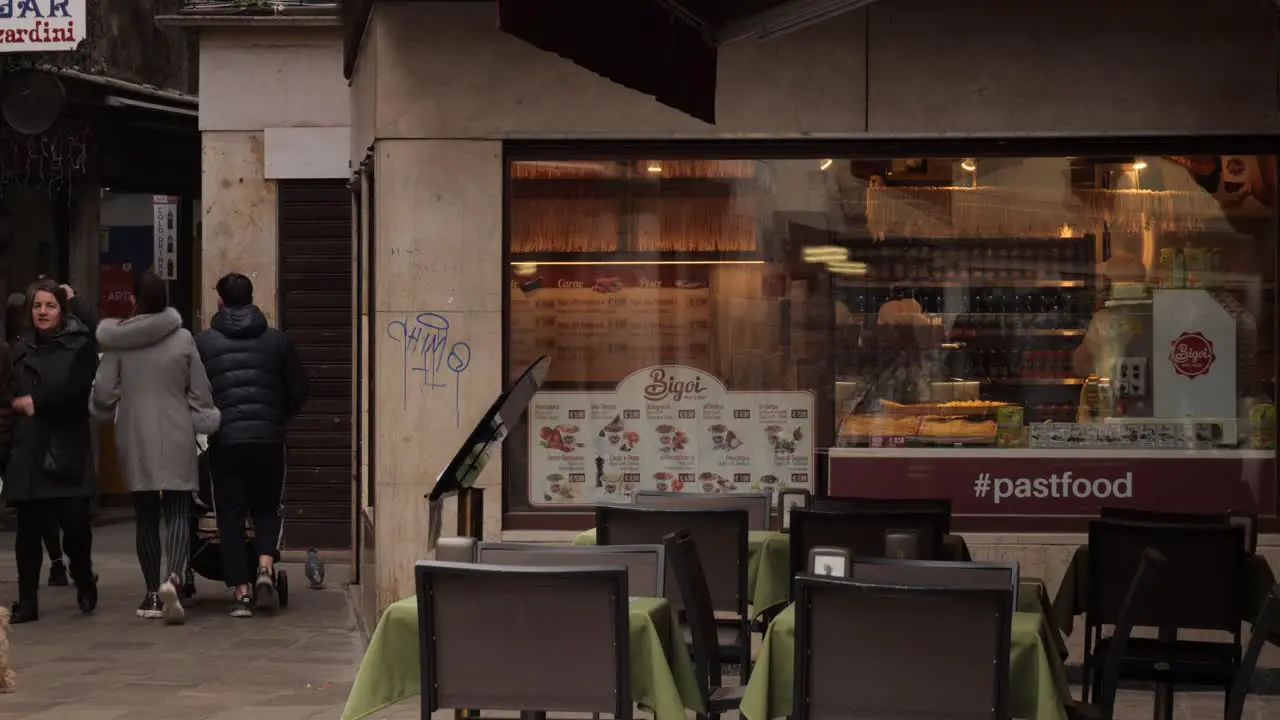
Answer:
[
  {"left": 664, "top": 529, "right": 746, "bottom": 720},
  {"left": 1068, "top": 547, "right": 1165, "bottom": 720},
  {"left": 812, "top": 496, "right": 953, "bottom": 534},
  {"left": 414, "top": 561, "right": 631, "bottom": 720},
  {"left": 596, "top": 505, "right": 753, "bottom": 677},
  {"left": 1083, "top": 519, "right": 1245, "bottom": 718},
  {"left": 788, "top": 507, "right": 949, "bottom": 598},
  {"left": 792, "top": 574, "right": 1013, "bottom": 720},
  {"left": 1226, "top": 582, "right": 1280, "bottom": 720},
  {"left": 634, "top": 490, "right": 771, "bottom": 531},
  {"left": 475, "top": 541, "right": 665, "bottom": 597},
  {"left": 852, "top": 556, "right": 1019, "bottom": 594}
]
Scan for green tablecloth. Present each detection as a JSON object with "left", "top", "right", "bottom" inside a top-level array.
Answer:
[
  {"left": 1050, "top": 546, "right": 1280, "bottom": 645},
  {"left": 741, "top": 581, "right": 1071, "bottom": 720},
  {"left": 574, "top": 528, "right": 972, "bottom": 615},
  {"left": 341, "top": 595, "right": 702, "bottom": 720}
]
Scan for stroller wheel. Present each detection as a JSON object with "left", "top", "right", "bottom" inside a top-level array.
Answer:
[{"left": 276, "top": 569, "right": 289, "bottom": 609}]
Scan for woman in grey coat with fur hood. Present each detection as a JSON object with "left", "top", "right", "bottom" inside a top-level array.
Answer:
[{"left": 91, "top": 271, "right": 220, "bottom": 624}]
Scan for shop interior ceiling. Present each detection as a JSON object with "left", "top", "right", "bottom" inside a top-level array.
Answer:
[{"left": 496, "top": 0, "right": 883, "bottom": 123}]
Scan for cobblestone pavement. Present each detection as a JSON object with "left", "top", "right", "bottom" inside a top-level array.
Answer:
[{"left": 0, "top": 522, "right": 363, "bottom": 720}]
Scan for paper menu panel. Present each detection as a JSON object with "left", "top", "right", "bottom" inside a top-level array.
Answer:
[
  {"left": 509, "top": 265, "right": 712, "bottom": 384},
  {"left": 528, "top": 365, "right": 814, "bottom": 506}
]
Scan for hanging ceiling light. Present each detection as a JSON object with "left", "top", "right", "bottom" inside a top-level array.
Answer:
[
  {"left": 803, "top": 245, "right": 848, "bottom": 263},
  {"left": 819, "top": 159, "right": 833, "bottom": 171},
  {"left": 960, "top": 158, "right": 977, "bottom": 172},
  {"left": 647, "top": 162, "right": 663, "bottom": 174}
]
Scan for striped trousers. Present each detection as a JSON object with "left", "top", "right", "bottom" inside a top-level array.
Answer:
[{"left": 132, "top": 492, "right": 192, "bottom": 593}]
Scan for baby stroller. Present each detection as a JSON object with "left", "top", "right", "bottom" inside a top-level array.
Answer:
[{"left": 182, "top": 441, "right": 290, "bottom": 607}]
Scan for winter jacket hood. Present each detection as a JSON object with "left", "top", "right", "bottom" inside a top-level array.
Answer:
[{"left": 96, "top": 308, "right": 183, "bottom": 352}]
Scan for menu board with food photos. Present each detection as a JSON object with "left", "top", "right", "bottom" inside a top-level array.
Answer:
[
  {"left": 528, "top": 365, "right": 815, "bottom": 505},
  {"left": 509, "top": 265, "right": 712, "bottom": 384}
]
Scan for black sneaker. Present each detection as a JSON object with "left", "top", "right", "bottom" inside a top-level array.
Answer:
[
  {"left": 254, "top": 567, "right": 278, "bottom": 612},
  {"left": 77, "top": 575, "right": 98, "bottom": 614},
  {"left": 9, "top": 599, "right": 37, "bottom": 624},
  {"left": 136, "top": 592, "right": 162, "bottom": 619},
  {"left": 47, "top": 560, "right": 68, "bottom": 587}
]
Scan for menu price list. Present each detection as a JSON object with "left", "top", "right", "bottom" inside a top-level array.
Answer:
[
  {"left": 527, "top": 367, "right": 815, "bottom": 506},
  {"left": 509, "top": 265, "right": 712, "bottom": 384}
]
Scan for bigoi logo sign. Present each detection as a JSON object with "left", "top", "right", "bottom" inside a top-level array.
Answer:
[{"left": 1169, "top": 331, "right": 1216, "bottom": 379}]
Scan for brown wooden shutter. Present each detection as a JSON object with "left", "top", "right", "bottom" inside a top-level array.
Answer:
[{"left": 277, "top": 179, "right": 353, "bottom": 550}]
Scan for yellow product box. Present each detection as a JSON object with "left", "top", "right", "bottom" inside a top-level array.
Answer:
[
  {"left": 995, "top": 405, "right": 1025, "bottom": 447},
  {"left": 1250, "top": 403, "right": 1276, "bottom": 450},
  {"left": 1183, "top": 247, "right": 1208, "bottom": 288},
  {"left": 1158, "top": 248, "right": 1177, "bottom": 287}
]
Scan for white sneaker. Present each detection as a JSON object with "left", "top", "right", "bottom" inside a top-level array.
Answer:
[
  {"left": 254, "top": 568, "right": 278, "bottom": 612},
  {"left": 158, "top": 580, "right": 185, "bottom": 625}
]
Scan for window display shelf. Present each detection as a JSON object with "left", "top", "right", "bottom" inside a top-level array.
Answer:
[
  {"left": 854, "top": 279, "right": 1087, "bottom": 289},
  {"left": 987, "top": 378, "right": 1087, "bottom": 386}
]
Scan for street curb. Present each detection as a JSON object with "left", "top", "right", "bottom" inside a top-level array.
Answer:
[
  {"left": 347, "top": 585, "right": 374, "bottom": 647},
  {"left": 1063, "top": 663, "right": 1280, "bottom": 695}
]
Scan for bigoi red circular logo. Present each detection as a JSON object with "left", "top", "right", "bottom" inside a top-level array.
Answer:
[{"left": 1169, "top": 331, "right": 1216, "bottom": 379}]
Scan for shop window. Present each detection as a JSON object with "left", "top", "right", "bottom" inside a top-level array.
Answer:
[{"left": 503, "top": 153, "right": 1278, "bottom": 529}]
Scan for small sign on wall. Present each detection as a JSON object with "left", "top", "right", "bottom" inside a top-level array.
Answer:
[
  {"left": 152, "top": 195, "right": 178, "bottom": 280},
  {"left": 0, "top": 0, "right": 86, "bottom": 52}
]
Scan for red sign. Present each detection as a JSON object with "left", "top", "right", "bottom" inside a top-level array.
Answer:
[
  {"left": 828, "top": 452, "right": 1275, "bottom": 516},
  {"left": 1169, "top": 331, "right": 1216, "bottom": 379},
  {"left": 98, "top": 263, "right": 134, "bottom": 320}
]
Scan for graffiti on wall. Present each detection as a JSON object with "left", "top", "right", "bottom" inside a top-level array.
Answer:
[{"left": 386, "top": 312, "right": 472, "bottom": 426}]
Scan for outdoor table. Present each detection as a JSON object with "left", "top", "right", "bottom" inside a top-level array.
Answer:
[
  {"left": 574, "top": 527, "right": 973, "bottom": 615},
  {"left": 341, "top": 595, "right": 702, "bottom": 720},
  {"left": 1050, "top": 546, "right": 1280, "bottom": 645},
  {"left": 740, "top": 580, "right": 1072, "bottom": 720}
]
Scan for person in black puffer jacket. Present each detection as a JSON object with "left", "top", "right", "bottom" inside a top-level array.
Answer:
[{"left": 195, "top": 273, "right": 309, "bottom": 618}]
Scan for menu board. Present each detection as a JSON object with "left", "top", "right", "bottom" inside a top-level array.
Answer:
[
  {"left": 509, "top": 265, "right": 712, "bottom": 384},
  {"left": 528, "top": 365, "right": 815, "bottom": 505}
]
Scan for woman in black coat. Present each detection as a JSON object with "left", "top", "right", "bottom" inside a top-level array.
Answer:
[
  {"left": 5, "top": 292, "right": 70, "bottom": 587},
  {"left": 4, "top": 279, "right": 99, "bottom": 622}
]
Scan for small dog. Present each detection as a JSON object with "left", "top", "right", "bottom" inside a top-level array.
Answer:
[{"left": 0, "top": 606, "right": 15, "bottom": 692}]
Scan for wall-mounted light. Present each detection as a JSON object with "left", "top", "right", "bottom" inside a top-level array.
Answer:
[
  {"left": 646, "top": 163, "right": 663, "bottom": 174},
  {"left": 513, "top": 263, "right": 539, "bottom": 276},
  {"left": 960, "top": 158, "right": 977, "bottom": 172},
  {"left": 819, "top": 159, "right": 833, "bottom": 171}
]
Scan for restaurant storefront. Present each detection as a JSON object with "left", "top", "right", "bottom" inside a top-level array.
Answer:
[{"left": 343, "top": 0, "right": 1280, "bottom": 635}]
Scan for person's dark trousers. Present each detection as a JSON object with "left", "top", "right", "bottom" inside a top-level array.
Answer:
[
  {"left": 14, "top": 497, "right": 93, "bottom": 600},
  {"left": 42, "top": 516, "right": 62, "bottom": 562},
  {"left": 211, "top": 442, "right": 285, "bottom": 588}
]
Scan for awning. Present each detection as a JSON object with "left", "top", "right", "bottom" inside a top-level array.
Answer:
[{"left": 496, "top": 0, "right": 881, "bottom": 124}]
